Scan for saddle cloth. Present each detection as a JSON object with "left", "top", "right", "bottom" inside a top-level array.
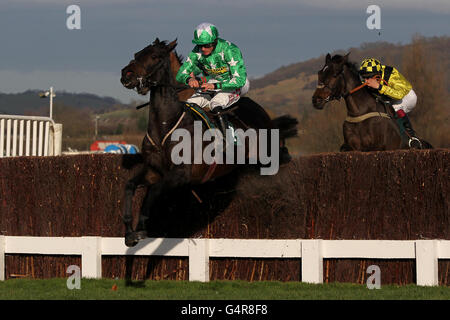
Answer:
[{"left": 184, "top": 102, "right": 216, "bottom": 129}]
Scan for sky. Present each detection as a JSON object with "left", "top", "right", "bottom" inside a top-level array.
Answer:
[{"left": 0, "top": 0, "right": 449, "bottom": 104}]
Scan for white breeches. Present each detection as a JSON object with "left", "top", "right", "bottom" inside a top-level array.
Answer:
[
  {"left": 392, "top": 89, "right": 417, "bottom": 113},
  {"left": 187, "top": 78, "right": 250, "bottom": 111}
]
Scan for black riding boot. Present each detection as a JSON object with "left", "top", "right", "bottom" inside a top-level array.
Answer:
[
  {"left": 211, "top": 106, "right": 228, "bottom": 136},
  {"left": 396, "top": 111, "right": 422, "bottom": 149}
]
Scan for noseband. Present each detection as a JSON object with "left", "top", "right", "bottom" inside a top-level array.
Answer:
[
  {"left": 316, "top": 70, "right": 346, "bottom": 102},
  {"left": 124, "top": 57, "right": 167, "bottom": 93}
]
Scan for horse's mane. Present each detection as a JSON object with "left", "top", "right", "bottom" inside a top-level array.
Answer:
[
  {"left": 331, "top": 54, "right": 361, "bottom": 82},
  {"left": 174, "top": 51, "right": 184, "bottom": 65},
  {"left": 135, "top": 40, "right": 184, "bottom": 65}
]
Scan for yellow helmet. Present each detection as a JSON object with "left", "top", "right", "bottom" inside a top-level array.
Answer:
[{"left": 359, "top": 58, "right": 382, "bottom": 76}]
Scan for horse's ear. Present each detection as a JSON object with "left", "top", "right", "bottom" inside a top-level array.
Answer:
[
  {"left": 167, "top": 39, "right": 177, "bottom": 52},
  {"left": 326, "top": 53, "right": 331, "bottom": 64},
  {"left": 343, "top": 52, "right": 350, "bottom": 62},
  {"left": 153, "top": 38, "right": 160, "bottom": 44}
]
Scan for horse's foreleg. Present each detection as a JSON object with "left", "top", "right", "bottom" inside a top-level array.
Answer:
[
  {"left": 125, "top": 184, "right": 163, "bottom": 247},
  {"left": 125, "top": 168, "right": 190, "bottom": 247},
  {"left": 133, "top": 181, "right": 165, "bottom": 239},
  {"left": 123, "top": 170, "right": 148, "bottom": 246}
]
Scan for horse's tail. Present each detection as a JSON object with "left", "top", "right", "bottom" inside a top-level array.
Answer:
[{"left": 272, "top": 115, "right": 298, "bottom": 140}]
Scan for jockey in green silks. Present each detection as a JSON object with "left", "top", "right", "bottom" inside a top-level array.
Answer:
[{"left": 176, "top": 22, "right": 250, "bottom": 135}]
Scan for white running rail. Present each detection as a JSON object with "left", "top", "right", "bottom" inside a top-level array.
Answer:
[
  {"left": 0, "top": 115, "right": 62, "bottom": 157},
  {"left": 0, "top": 237, "right": 449, "bottom": 286}
]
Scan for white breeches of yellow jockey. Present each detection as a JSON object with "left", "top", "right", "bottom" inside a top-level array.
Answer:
[
  {"left": 392, "top": 89, "right": 417, "bottom": 113},
  {"left": 187, "top": 78, "right": 250, "bottom": 111}
]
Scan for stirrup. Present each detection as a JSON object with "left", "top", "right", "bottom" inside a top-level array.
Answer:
[{"left": 408, "top": 137, "right": 422, "bottom": 149}]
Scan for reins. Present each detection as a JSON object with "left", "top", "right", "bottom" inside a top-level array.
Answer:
[
  {"left": 145, "top": 111, "right": 186, "bottom": 150},
  {"left": 135, "top": 82, "right": 191, "bottom": 110},
  {"left": 133, "top": 55, "right": 188, "bottom": 151},
  {"left": 325, "top": 70, "right": 392, "bottom": 123},
  {"left": 346, "top": 75, "right": 389, "bottom": 95}
]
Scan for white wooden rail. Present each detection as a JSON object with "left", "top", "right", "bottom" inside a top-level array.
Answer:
[
  {"left": 0, "top": 236, "right": 449, "bottom": 286},
  {"left": 0, "top": 115, "right": 62, "bottom": 157}
]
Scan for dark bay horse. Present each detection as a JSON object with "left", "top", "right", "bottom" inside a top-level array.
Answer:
[
  {"left": 120, "top": 38, "right": 298, "bottom": 247},
  {"left": 312, "top": 53, "right": 431, "bottom": 151}
]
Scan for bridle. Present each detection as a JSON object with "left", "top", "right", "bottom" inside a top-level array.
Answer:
[
  {"left": 125, "top": 58, "right": 166, "bottom": 93},
  {"left": 317, "top": 64, "right": 388, "bottom": 103},
  {"left": 128, "top": 51, "right": 190, "bottom": 151},
  {"left": 316, "top": 71, "right": 345, "bottom": 103},
  {"left": 128, "top": 56, "right": 190, "bottom": 94},
  {"left": 316, "top": 64, "right": 394, "bottom": 125}
]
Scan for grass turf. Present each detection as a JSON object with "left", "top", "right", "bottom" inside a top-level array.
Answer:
[{"left": 0, "top": 278, "right": 449, "bottom": 300}]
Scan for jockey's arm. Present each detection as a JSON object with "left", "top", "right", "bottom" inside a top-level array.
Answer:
[
  {"left": 215, "top": 45, "right": 247, "bottom": 91},
  {"left": 378, "top": 68, "right": 412, "bottom": 100},
  {"left": 176, "top": 52, "right": 202, "bottom": 85}
]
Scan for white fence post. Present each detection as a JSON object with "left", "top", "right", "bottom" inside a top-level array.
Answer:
[
  {"left": 0, "top": 236, "right": 5, "bottom": 281},
  {"left": 53, "top": 123, "right": 63, "bottom": 156},
  {"left": 81, "top": 237, "right": 102, "bottom": 279},
  {"left": 301, "top": 240, "right": 323, "bottom": 284},
  {"left": 6, "top": 119, "right": 11, "bottom": 157},
  {"left": 0, "top": 119, "right": 4, "bottom": 156},
  {"left": 416, "top": 240, "right": 439, "bottom": 286},
  {"left": 188, "top": 238, "right": 209, "bottom": 282}
]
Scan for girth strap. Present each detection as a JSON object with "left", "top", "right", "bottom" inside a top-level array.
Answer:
[{"left": 345, "top": 112, "right": 391, "bottom": 123}]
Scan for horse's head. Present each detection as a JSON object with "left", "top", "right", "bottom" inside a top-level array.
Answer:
[
  {"left": 120, "top": 38, "right": 178, "bottom": 95},
  {"left": 312, "top": 53, "right": 350, "bottom": 109}
]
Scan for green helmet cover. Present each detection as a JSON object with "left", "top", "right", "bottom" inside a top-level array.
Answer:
[{"left": 192, "top": 22, "right": 219, "bottom": 45}]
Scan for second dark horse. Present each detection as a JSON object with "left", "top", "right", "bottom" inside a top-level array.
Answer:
[
  {"left": 312, "top": 53, "right": 432, "bottom": 151},
  {"left": 120, "top": 38, "right": 298, "bottom": 247}
]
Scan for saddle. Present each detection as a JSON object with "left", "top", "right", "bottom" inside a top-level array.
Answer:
[
  {"left": 370, "top": 91, "right": 401, "bottom": 109},
  {"left": 184, "top": 102, "right": 244, "bottom": 131}
]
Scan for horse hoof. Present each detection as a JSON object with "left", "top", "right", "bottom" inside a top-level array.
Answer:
[
  {"left": 135, "top": 230, "right": 148, "bottom": 240},
  {"left": 125, "top": 233, "right": 139, "bottom": 247},
  {"left": 125, "top": 231, "right": 148, "bottom": 247},
  {"left": 408, "top": 138, "right": 423, "bottom": 149}
]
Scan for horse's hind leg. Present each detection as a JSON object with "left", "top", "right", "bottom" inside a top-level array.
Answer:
[
  {"left": 420, "top": 139, "right": 433, "bottom": 149},
  {"left": 279, "top": 139, "right": 292, "bottom": 164}
]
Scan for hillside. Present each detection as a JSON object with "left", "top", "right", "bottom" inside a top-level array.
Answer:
[
  {"left": 0, "top": 90, "right": 126, "bottom": 115},
  {"left": 251, "top": 36, "right": 450, "bottom": 91}
]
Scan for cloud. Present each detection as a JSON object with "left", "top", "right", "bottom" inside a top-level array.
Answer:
[
  {"left": 3, "top": 0, "right": 450, "bottom": 13},
  {"left": 307, "top": 0, "right": 450, "bottom": 13}
]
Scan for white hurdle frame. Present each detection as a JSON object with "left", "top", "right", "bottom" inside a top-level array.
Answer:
[
  {"left": 0, "top": 115, "right": 62, "bottom": 157},
  {"left": 0, "top": 237, "right": 449, "bottom": 286}
]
